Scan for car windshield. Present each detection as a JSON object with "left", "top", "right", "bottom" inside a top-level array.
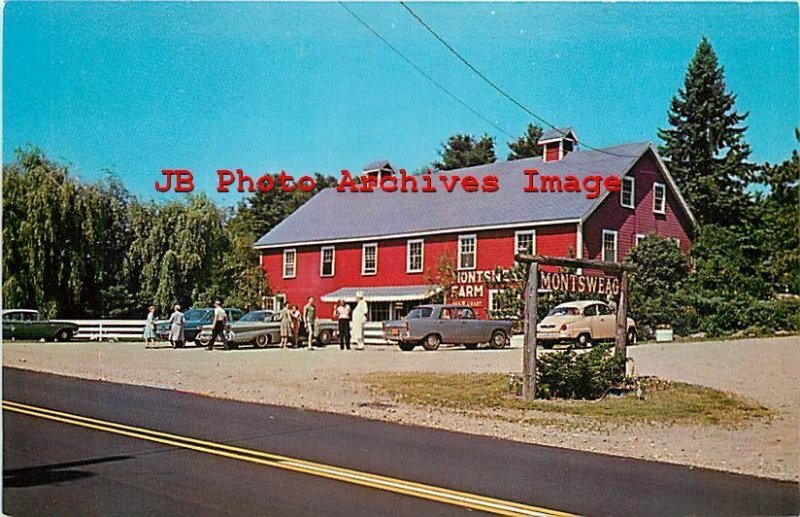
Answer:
[
  {"left": 184, "top": 309, "right": 212, "bottom": 321},
  {"left": 548, "top": 306, "right": 580, "bottom": 317},
  {"left": 239, "top": 311, "right": 270, "bottom": 322},
  {"left": 406, "top": 307, "right": 433, "bottom": 319}
]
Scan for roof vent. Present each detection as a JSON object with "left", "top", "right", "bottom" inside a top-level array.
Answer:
[
  {"left": 537, "top": 127, "right": 578, "bottom": 163},
  {"left": 362, "top": 160, "right": 396, "bottom": 177}
]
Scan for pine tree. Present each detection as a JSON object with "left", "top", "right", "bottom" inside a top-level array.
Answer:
[
  {"left": 433, "top": 134, "right": 496, "bottom": 171},
  {"left": 658, "top": 37, "right": 754, "bottom": 227},
  {"left": 507, "top": 124, "right": 544, "bottom": 160}
]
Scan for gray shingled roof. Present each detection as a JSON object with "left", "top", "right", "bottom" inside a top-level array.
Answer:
[
  {"left": 538, "top": 127, "right": 576, "bottom": 143},
  {"left": 254, "top": 142, "right": 650, "bottom": 248}
]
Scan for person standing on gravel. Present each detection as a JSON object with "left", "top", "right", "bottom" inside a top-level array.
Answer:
[
  {"left": 334, "top": 299, "right": 351, "bottom": 350},
  {"left": 279, "top": 305, "right": 292, "bottom": 348},
  {"left": 352, "top": 292, "right": 368, "bottom": 351},
  {"left": 144, "top": 306, "right": 157, "bottom": 349},
  {"left": 207, "top": 300, "right": 229, "bottom": 351},
  {"left": 303, "top": 297, "right": 317, "bottom": 350},
  {"left": 168, "top": 305, "right": 185, "bottom": 348}
]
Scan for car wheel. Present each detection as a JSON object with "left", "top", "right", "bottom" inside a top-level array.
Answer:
[
  {"left": 56, "top": 329, "right": 73, "bottom": 342},
  {"left": 577, "top": 333, "right": 591, "bottom": 348},
  {"left": 255, "top": 334, "right": 268, "bottom": 349},
  {"left": 489, "top": 330, "right": 508, "bottom": 349},
  {"left": 422, "top": 334, "right": 441, "bottom": 351},
  {"left": 398, "top": 341, "right": 415, "bottom": 352},
  {"left": 464, "top": 343, "right": 479, "bottom": 350},
  {"left": 318, "top": 329, "right": 332, "bottom": 346},
  {"left": 627, "top": 329, "right": 637, "bottom": 346}
]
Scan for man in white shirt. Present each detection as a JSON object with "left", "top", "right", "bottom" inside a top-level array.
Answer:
[{"left": 208, "top": 300, "right": 229, "bottom": 351}]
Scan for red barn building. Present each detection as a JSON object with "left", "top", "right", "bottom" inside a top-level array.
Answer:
[{"left": 255, "top": 130, "right": 696, "bottom": 320}]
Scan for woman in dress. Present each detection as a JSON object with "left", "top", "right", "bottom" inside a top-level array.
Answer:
[
  {"left": 144, "top": 306, "right": 157, "bottom": 348},
  {"left": 290, "top": 304, "right": 302, "bottom": 347},
  {"left": 168, "top": 304, "right": 186, "bottom": 348},
  {"left": 279, "top": 305, "right": 292, "bottom": 348}
]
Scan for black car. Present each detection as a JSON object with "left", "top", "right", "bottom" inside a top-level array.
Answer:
[{"left": 155, "top": 307, "right": 245, "bottom": 347}]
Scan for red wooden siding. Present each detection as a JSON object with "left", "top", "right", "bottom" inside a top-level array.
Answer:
[{"left": 544, "top": 144, "right": 560, "bottom": 162}]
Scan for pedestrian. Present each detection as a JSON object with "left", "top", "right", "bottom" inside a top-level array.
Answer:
[
  {"left": 303, "top": 296, "right": 317, "bottom": 350},
  {"left": 279, "top": 304, "right": 292, "bottom": 348},
  {"left": 352, "top": 292, "right": 368, "bottom": 351},
  {"left": 168, "top": 304, "right": 185, "bottom": 348},
  {"left": 144, "top": 305, "right": 157, "bottom": 349},
  {"left": 606, "top": 292, "right": 618, "bottom": 313},
  {"left": 334, "top": 299, "right": 351, "bottom": 350},
  {"left": 290, "top": 304, "right": 302, "bottom": 347},
  {"left": 208, "top": 300, "right": 229, "bottom": 351}
]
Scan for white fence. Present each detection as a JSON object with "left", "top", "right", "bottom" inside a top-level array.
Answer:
[{"left": 67, "top": 319, "right": 391, "bottom": 345}]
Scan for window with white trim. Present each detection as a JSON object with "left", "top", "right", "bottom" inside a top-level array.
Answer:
[
  {"left": 621, "top": 177, "right": 635, "bottom": 209},
  {"left": 407, "top": 239, "right": 424, "bottom": 273},
  {"left": 635, "top": 234, "right": 646, "bottom": 246},
  {"left": 362, "top": 243, "right": 378, "bottom": 276},
  {"left": 458, "top": 234, "right": 477, "bottom": 270},
  {"left": 514, "top": 230, "right": 536, "bottom": 257},
  {"left": 488, "top": 289, "right": 505, "bottom": 314},
  {"left": 282, "top": 249, "right": 296, "bottom": 279},
  {"left": 653, "top": 183, "right": 666, "bottom": 214},
  {"left": 602, "top": 230, "right": 618, "bottom": 263},
  {"left": 320, "top": 246, "right": 335, "bottom": 277}
]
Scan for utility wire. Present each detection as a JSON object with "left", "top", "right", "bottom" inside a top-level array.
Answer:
[
  {"left": 338, "top": 2, "right": 515, "bottom": 140},
  {"left": 399, "top": 1, "right": 637, "bottom": 158}
]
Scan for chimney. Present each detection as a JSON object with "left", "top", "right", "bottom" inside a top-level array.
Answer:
[{"left": 537, "top": 127, "right": 578, "bottom": 163}]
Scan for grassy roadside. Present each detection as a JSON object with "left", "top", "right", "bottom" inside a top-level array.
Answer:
[{"left": 363, "top": 372, "right": 771, "bottom": 430}]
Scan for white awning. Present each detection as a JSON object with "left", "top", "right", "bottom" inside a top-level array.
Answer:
[{"left": 320, "top": 285, "right": 440, "bottom": 303}]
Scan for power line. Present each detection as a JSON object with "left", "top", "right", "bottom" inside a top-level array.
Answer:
[
  {"left": 338, "top": 2, "right": 515, "bottom": 140},
  {"left": 399, "top": 2, "right": 637, "bottom": 158}
]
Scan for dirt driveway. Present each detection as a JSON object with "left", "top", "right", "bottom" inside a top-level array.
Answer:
[{"left": 3, "top": 335, "right": 797, "bottom": 481}]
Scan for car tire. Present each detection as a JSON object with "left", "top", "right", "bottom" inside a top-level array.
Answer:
[
  {"left": 398, "top": 341, "right": 415, "bottom": 352},
  {"left": 489, "top": 330, "right": 508, "bottom": 349},
  {"left": 422, "top": 334, "right": 441, "bottom": 351},
  {"left": 255, "top": 334, "right": 268, "bottom": 349},
  {"left": 56, "top": 329, "right": 72, "bottom": 342},
  {"left": 318, "top": 329, "right": 332, "bottom": 347},
  {"left": 627, "top": 329, "right": 637, "bottom": 346},
  {"left": 577, "top": 333, "right": 591, "bottom": 348},
  {"left": 464, "top": 343, "right": 479, "bottom": 350}
]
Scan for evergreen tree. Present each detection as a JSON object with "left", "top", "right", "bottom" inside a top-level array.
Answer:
[
  {"left": 432, "top": 134, "right": 496, "bottom": 171},
  {"left": 658, "top": 37, "right": 754, "bottom": 227},
  {"left": 507, "top": 124, "right": 544, "bottom": 160}
]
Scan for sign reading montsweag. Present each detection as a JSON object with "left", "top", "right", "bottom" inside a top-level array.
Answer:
[{"left": 538, "top": 271, "right": 621, "bottom": 295}]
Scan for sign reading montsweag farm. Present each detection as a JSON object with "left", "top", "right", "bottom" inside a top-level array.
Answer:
[{"left": 538, "top": 271, "right": 621, "bottom": 295}]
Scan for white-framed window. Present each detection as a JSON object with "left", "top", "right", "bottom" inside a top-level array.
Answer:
[
  {"left": 320, "top": 246, "right": 335, "bottom": 277},
  {"left": 458, "top": 234, "right": 477, "bottom": 270},
  {"left": 488, "top": 289, "right": 505, "bottom": 313},
  {"left": 407, "top": 239, "right": 424, "bottom": 273},
  {"left": 602, "top": 230, "right": 618, "bottom": 263},
  {"left": 635, "top": 234, "right": 646, "bottom": 246},
  {"left": 362, "top": 243, "right": 378, "bottom": 276},
  {"left": 621, "top": 177, "right": 635, "bottom": 209},
  {"left": 653, "top": 182, "right": 666, "bottom": 214},
  {"left": 282, "top": 249, "right": 297, "bottom": 278},
  {"left": 514, "top": 230, "right": 536, "bottom": 257}
]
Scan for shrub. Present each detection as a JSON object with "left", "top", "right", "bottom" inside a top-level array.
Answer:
[{"left": 536, "top": 343, "right": 626, "bottom": 399}]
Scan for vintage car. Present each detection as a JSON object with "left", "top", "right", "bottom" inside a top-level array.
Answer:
[
  {"left": 382, "top": 304, "right": 514, "bottom": 351},
  {"left": 536, "top": 300, "right": 636, "bottom": 348},
  {"left": 155, "top": 307, "right": 245, "bottom": 346},
  {"left": 2, "top": 309, "right": 79, "bottom": 342},
  {"left": 196, "top": 310, "right": 337, "bottom": 349}
]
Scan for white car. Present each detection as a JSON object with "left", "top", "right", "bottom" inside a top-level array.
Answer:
[{"left": 536, "top": 300, "right": 636, "bottom": 348}]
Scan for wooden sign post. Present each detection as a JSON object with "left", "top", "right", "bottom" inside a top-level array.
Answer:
[{"left": 515, "top": 254, "right": 637, "bottom": 400}]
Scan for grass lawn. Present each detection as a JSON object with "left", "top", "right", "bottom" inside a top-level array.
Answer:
[{"left": 363, "top": 372, "right": 771, "bottom": 429}]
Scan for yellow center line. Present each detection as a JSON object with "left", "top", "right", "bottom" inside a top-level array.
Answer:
[{"left": 3, "top": 400, "right": 575, "bottom": 517}]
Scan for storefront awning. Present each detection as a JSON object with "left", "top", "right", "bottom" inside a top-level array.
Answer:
[{"left": 320, "top": 285, "right": 440, "bottom": 303}]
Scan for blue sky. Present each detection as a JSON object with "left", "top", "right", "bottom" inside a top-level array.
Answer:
[{"left": 4, "top": 2, "right": 798, "bottom": 204}]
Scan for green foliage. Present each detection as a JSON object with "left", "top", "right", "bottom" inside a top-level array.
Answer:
[
  {"left": 536, "top": 344, "right": 626, "bottom": 399},
  {"left": 433, "top": 133, "right": 496, "bottom": 171},
  {"left": 507, "top": 123, "right": 544, "bottom": 160},
  {"left": 658, "top": 37, "right": 754, "bottom": 227}
]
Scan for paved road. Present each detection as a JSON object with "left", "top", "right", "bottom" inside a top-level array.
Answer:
[{"left": 3, "top": 368, "right": 798, "bottom": 516}]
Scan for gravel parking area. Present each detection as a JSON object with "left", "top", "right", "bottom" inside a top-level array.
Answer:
[{"left": 3, "top": 335, "right": 797, "bottom": 481}]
